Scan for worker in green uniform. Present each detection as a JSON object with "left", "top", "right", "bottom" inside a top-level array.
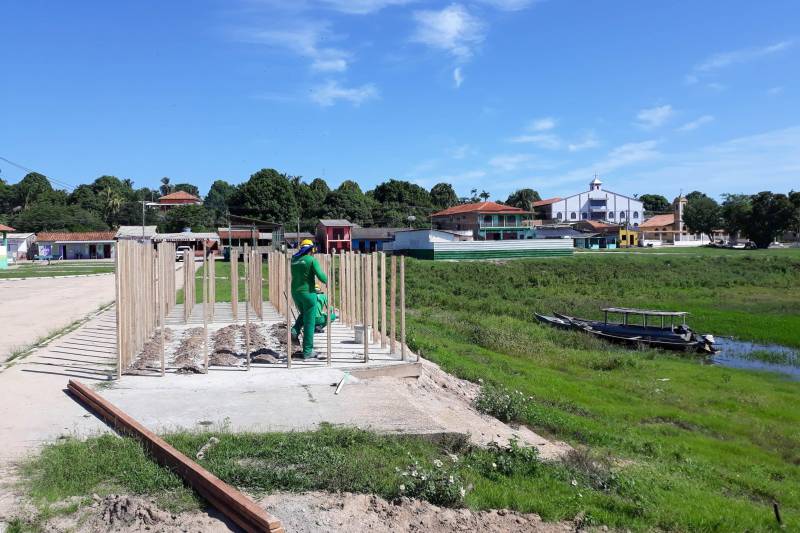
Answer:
[
  {"left": 292, "top": 284, "right": 337, "bottom": 337},
  {"left": 290, "top": 239, "right": 328, "bottom": 359}
]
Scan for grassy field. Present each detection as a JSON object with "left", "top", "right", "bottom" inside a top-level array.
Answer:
[
  {"left": 406, "top": 248, "right": 800, "bottom": 530},
  {"left": 0, "top": 261, "right": 114, "bottom": 279},
  {"left": 14, "top": 248, "right": 800, "bottom": 531},
  {"left": 176, "top": 260, "right": 269, "bottom": 304}
]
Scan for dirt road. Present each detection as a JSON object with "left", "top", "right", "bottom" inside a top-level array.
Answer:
[{"left": 0, "top": 274, "right": 115, "bottom": 362}]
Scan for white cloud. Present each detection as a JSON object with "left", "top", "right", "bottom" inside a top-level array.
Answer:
[
  {"left": 411, "top": 4, "right": 485, "bottom": 60},
  {"left": 509, "top": 133, "right": 561, "bottom": 149},
  {"left": 449, "top": 144, "right": 471, "bottom": 159},
  {"left": 476, "top": 0, "right": 539, "bottom": 10},
  {"left": 453, "top": 66, "right": 464, "bottom": 88},
  {"left": 635, "top": 105, "right": 673, "bottom": 129},
  {"left": 567, "top": 131, "right": 599, "bottom": 152},
  {"left": 528, "top": 117, "right": 556, "bottom": 131},
  {"left": 310, "top": 80, "right": 379, "bottom": 106},
  {"left": 488, "top": 153, "right": 531, "bottom": 171},
  {"left": 767, "top": 86, "right": 784, "bottom": 96},
  {"left": 676, "top": 115, "right": 714, "bottom": 132},
  {"left": 695, "top": 40, "right": 792, "bottom": 72},
  {"left": 319, "top": 0, "right": 415, "bottom": 14},
  {"left": 235, "top": 22, "right": 351, "bottom": 73},
  {"left": 635, "top": 126, "right": 800, "bottom": 195}
]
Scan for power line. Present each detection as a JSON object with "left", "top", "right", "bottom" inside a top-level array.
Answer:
[{"left": 0, "top": 156, "right": 77, "bottom": 192}]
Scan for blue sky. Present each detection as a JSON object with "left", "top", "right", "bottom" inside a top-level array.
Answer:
[{"left": 1, "top": 0, "right": 798, "bottom": 201}]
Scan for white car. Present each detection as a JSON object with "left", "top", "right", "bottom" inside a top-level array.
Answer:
[{"left": 176, "top": 246, "right": 192, "bottom": 261}]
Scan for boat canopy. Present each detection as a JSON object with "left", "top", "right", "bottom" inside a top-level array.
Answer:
[{"left": 601, "top": 307, "right": 688, "bottom": 317}]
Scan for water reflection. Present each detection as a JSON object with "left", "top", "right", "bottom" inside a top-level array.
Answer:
[{"left": 710, "top": 337, "right": 800, "bottom": 380}]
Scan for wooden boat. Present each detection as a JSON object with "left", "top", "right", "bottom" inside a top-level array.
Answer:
[
  {"left": 544, "top": 308, "right": 715, "bottom": 353},
  {"left": 535, "top": 313, "right": 573, "bottom": 330}
]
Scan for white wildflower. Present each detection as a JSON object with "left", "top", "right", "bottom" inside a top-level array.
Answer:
[
  {"left": 399, "top": 484, "right": 405, "bottom": 492},
  {"left": 448, "top": 453, "right": 459, "bottom": 463},
  {"left": 492, "top": 462, "right": 497, "bottom": 469},
  {"left": 433, "top": 459, "right": 443, "bottom": 468},
  {"left": 459, "top": 487, "right": 466, "bottom": 499},
  {"left": 571, "top": 479, "right": 578, "bottom": 487},
  {"left": 449, "top": 475, "right": 454, "bottom": 484}
]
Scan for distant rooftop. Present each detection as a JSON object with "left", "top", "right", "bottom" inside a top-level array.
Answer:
[
  {"left": 432, "top": 201, "right": 527, "bottom": 217},
  {"left": 158, "top": 191, "right": 201, "bottom": 202},
  {"left": 116, "top": 225, "right": 157, "bottom": 239},
  {"left": 37, "top": 231, "right": 117, "bottom": 242},
  {"left": 318, "top": 219, "right": 355, "bottom": 227}
]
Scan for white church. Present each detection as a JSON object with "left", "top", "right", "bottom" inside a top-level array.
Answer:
[{"left": 540, "top": 177, "right": 644, "bottom": 226}]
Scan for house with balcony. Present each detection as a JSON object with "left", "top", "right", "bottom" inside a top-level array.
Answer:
[
  {"left": 430, "top": 201, "right": 534, "bottom": 240},
  {"left": 315, "top": 219, "right": 354, "bottom": 252},
  {"left": 156, "top": 190, "right": 202, "bottom": 211}
]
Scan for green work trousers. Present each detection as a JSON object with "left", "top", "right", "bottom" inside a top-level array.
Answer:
[{"left": 291, "top": 291, "right": 319, "bottom": 357}]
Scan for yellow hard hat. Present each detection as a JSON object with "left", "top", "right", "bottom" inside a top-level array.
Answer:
[{"left": 300, "top": 239, "right": 314, "bottom": 248}]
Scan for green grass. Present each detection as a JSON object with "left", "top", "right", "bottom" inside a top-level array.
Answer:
[
  {"left": 20, "top": 426, "right": 653, "bottom": 528},
  {"left": 404, "top": 251, "right": 800, "bottom": 531},
  {"left": 0, "top": 261, "right": 114, "bottom": 279},
  {"left": 176, "top": 260, "right": 269, "bottom": 304}
]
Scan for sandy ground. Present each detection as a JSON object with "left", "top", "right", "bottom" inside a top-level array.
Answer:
[
  {"left": 0, "top": 274, "right": 115, "bottom": 362},
  {"left": 1, "top": 491, "right": 576, "bottom": 533}
]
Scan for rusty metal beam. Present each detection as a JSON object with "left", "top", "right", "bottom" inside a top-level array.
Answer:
[{"left": 67, "top": 380, "right": 284, "bottom": 533}]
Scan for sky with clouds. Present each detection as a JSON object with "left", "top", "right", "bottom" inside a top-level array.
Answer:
[{"left": 1, "top": 0, "right": 798, "bottom": 200}]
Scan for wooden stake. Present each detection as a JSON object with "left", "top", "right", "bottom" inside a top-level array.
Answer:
[
  {"left": 159, "top": 246, "right": 166, "bottom": 376},
  {"left": 286, "top": 253, "right": 292, "bottom": 368},
  {"left": 244, "top": 247, "right": 250, "bottom": 368},
  {"left": 115, "top": 240, "right": 122, "bottom": 379},
  {"left": 390, "top": 255, "right": 397, "bottom": 355},
  {"left": 203, "top": 242, "right": 209, "bottom": 373},
  {"left": 362, "top": 254, "right": 369, "bottom": 363},
  {"left": 371, "top": 252, "right": 378, "bottom": 343},
  {"left": 400, "top": 255, "right": 406, "bottom": 361},
  {"left": 327, "top": 253, "right": 333, "bottom": 367},
  {"left": 380, "top": 252, "right": 387, "bottom": 348}
]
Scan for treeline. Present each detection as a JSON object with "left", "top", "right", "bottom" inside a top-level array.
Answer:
[
  {"left": 0, "top": 168, "right": 549, "bottom": 234},
  {"left": 682, "top": 191, "right": 800, "bottom": 248}
]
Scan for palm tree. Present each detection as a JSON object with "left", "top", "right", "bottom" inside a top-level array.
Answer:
[
  {"left": 159, "top": 177, "right": 172, "bottom": 196},
  {"left": 100, "top": 186, "right": 123, "bottom": 225},
  {"left": 479, "top": 190, "right": 491, "bottom": 201}
]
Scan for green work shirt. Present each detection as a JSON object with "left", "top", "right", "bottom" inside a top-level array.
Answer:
[{"left": 290, "top": 254, "right": 328, "bottom": 294}]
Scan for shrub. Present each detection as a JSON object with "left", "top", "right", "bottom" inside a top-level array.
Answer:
[
  {"left": 474, "top": 383, "right": 531, "bottom": 423},
  {"left": 396, "top": 455, "right": 466, "bottom": 506}
]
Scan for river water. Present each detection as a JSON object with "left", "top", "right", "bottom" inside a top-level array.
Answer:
[{"left": 710, "top": 337, "right": 800, "bottom": 380}]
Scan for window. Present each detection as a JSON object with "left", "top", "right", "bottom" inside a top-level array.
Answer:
[
  {"left": 570, "top": 212, "right": 576, "bottom": 219},
  {"left": 557, "top": 212, "right": 562, "bottom": 219},
  {"left": 633, "top": 211, "right": 639, "bottom": 219},
  {"left": 620, "top": 211, "right": 626, "bottom": 219},
  {"left": 483, "top": 215, "right": 493, "bottom": 224},
  {"left": 582, "top": 212, "right": 588, "bottom": 219},
  {"left": 634, "top": 223, "right": 639, "bottom": 228},
  {"left": 608, "top": 212, "right": 615, "bottom": 219}
]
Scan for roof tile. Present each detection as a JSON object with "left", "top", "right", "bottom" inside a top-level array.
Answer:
[{"left": 432, "top": 201, "right": 527, "bottom": 217}]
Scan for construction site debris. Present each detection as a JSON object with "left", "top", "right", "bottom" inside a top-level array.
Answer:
[{"left": 173, "top": 327, "right": 205, "bottom": 373}]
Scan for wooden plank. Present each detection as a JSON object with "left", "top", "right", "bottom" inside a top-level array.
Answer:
[
  {"left": 400, "top": 255, "right": 406, "bottom": 361},
  {"left": 362, "top": 254, "right": 369, "bottom": 363},
  {"left": 286, "top": 253, "right": 292, "bottom": 368},
  {"left": 350, "top": 362, "right": 422, "bottom": 380},
  {"left": 390, "top": 255, "right": 397, "bottom": 355},
  {"left": 67, "top": 380, "right": 283, "bottom": 532},
  {"left": 327, "top": 253, "right": 333, "bottom": 367},
  {"left": 380, "top": 252, "right": 387, "bottom": 348}
]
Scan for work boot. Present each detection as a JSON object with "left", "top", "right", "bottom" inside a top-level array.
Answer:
[{"left": 302, "top": 351, "right": 324, "bottom": 360}]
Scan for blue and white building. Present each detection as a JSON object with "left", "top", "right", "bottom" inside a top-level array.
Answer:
[{"left": 544, "top": 177, "right": 644, "bottom": 227}]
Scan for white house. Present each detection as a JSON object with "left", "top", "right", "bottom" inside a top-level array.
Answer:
[
  {"left": 544, "top": 177, "right": 644, "bottom": 227},
  {"left": 6, "top": 232, "right": 35, "bottom": 262},
  {"left": 388, "top": 228, "right": 572, "bottom": 260}
]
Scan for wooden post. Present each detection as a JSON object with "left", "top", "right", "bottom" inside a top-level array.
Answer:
[
  {"left": 327, "top": 253, "right": 333, "bottom": 367},
  {"left": 400, "top": 255, "right": 407, "bottom": 361},
  {"left": 159, "top": 246, "right": 166, "bottom": 376},
  {"left": 244, "top": 247, "right": 250, "bottom": 368},
  {"left": 362, "top": 254, "right": 369, "bottom": 363},
  {"left": 380, "top": 252, "right": 387, "bottom": 348},
  {"left": 203, "top": 242, "right": 209, "bottom": 373},
  {"left": 286, "top": 253, "right": 292, "bottom": 368},
  {"left": 390, "top": 255, "right": 397, "bottom": 355},
  {"left": 115, "top": 240, "right": 122, "bottom": 379},
  {"left": 371, "top": 252, "right": 378, "bottom": 343},
  {"left": 231, "top": 252, "right": 238, "bottom": 322}
]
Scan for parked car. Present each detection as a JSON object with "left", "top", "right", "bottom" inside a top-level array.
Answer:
[{"left": 176, "top": 246, "right": 192, "bottom": 261}]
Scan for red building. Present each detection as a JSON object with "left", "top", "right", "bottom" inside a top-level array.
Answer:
[
  {"left": 157, "top": 190, "right": 202, "bottom": 211},
  {"left": 315, "top": 219, "right": 354, "bottom": 253}
]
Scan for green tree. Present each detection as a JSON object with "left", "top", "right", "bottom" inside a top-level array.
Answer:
[
  {"left": 322, "top": 180, "right": 374, "bottom": 225},
  {"left": 683, "top": 195, "right": 721, "bottom": 242},
  {"left": 232, "top": 168, "right": 299, "bottom": 225},
  {"left": 430, "top": 183, "right": 458, "bottom": 210},
  {"left": 504, "top": 188, "right": 541, "bottom": 211},
  {"left": 11, "top": 203, "right": 107, "bottom": 233},
  {"left": 370, "top": 179, "right": 432, "bottom": 227},
  {"left": 789, "top": 190, "right": 800, "bottom": 241},
  {"left": 159, "top": 177, "right": 172, "bottom": 196},
  {"left": 15, "top": 172, "right": 54, "bottom": 209},
  {"left": 205, "top": 180, "right": 238, "bottom": 225},
  {"left": 479, "top": 190, "right": 491, "bottom": 201},
  {"left": 686, "top": 190, "right": 707, "bottom": 202},
  {"left": 640, "top": 194, "right": 670, "bottom": 213},
  {"left": 99, "top": 186, "right": 124, "bottom": 226},
  {"left": 720, "top": 194, "right": 752, "bottom": 238},
  {"left": 742, "top": 191, "right": 795, "bottom": 248},
  {"left": 161, "top": 205, "right": 214, "bottom": 233}
]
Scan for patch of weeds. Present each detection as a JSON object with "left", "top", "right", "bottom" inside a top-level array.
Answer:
[
  {"left": 473, "top": 437, "right": 540, "bottom": 478},
  {"left": 473, "top": 383, "right": 531, "bottom": 423},
  {"left": 396, "top": 454, "right": 466, "bottom": 506}
]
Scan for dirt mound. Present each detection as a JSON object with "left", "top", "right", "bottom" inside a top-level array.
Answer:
[
  {"left": 173, "top": 327, "right": 205, "bottom": 372},
  {"left": 260, "top": 491, "right": 573, "bottom": 533}
]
